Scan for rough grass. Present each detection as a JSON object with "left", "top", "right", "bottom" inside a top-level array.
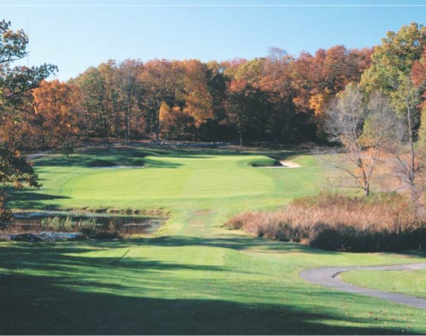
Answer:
[
  {"left": 226, "top": 192, "right": 426, "bottom": 252},
  {"left": 1, "top": 146, "right": 426, "bottom": 334}
]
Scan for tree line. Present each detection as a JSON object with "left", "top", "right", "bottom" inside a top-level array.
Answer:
[{"left": 0, "top": 43, "right": 373, "bottom": 150}]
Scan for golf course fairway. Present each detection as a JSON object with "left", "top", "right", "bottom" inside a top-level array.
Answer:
[{"left": 1, "top": 146, "right": 426, "bottom": 335}]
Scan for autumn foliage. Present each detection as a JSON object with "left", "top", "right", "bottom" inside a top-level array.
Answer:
[
  {"left": 0, "top": 45, "right": 373, "bottom": 150},
  {"left": 32, "top": 80, "right": 80, "bottom": 150}
]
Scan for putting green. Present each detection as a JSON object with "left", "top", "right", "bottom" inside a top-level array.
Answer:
[
  {"left": 63, "top": 156, "right": 274, "bottom": 200},
  {"left": 10, "top": 150, "right": 322, "bottom": 211}
]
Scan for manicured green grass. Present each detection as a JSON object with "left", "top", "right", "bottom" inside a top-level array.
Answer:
[
  {"left": 9, "top": 147, "right": 322, "bottom": 212},
  {"left": 1, "top": 146, "right": 426, "bottom": 334},
  {"left": 342, "top": 269, "right": 426, "bottom": 299},
  {"left": 65, "top": 156, "right": 274, "bottom": 201}
]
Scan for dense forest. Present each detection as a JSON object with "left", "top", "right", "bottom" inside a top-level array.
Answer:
[
  {"left": 0, "top": 29, "right": 375, "bottom": 149},
  {"left": 3, "top": 21, "right": 426, "bottom": 152}
]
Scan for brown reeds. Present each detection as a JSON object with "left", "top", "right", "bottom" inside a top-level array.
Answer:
[{"left": 226, "top": 192, "right": 426, "bottom": 252}]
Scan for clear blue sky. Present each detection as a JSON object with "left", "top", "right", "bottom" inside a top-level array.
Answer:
[{"left": 2, "top": 0, "right": 426, "bottom": 80}]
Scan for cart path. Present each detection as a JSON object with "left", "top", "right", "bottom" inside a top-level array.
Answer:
[{"left": 300, "top": 263, "right": 426, "bottom": 310}]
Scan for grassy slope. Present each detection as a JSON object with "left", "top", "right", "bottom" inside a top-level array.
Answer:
[
  {"left": 1, "top": 146, "right": 426, "bottom": 334},
  {"left": 342, "top": 269, "right": 426, "bottom": 299}
]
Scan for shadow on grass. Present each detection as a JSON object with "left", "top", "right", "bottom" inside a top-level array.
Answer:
[
  {"left": 0, "top": 231, "right": 334, "bottom": 256},
  {"left": 30, "top": 146, "right": 307, "bottom": 168},
  {"left": 107, "top": 234, "right": 339, "bottom": 256},
  {"left": 33, "top": 153, "right": 181, "bottom": 169},
  {"left": 0, "top": 244, "right": 420, "bottom": 335},
  {"left": 6, "top": 191, "right": 69, "bottom": 210}
]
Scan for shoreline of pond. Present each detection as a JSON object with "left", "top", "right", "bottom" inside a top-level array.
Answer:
[{"left": 0, "top": 210, "right": 167, "bottom": 242}]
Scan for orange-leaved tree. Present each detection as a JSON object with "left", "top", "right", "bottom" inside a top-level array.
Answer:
[
  {"left": 182, "top": 60, "right": 213, "bottom": 131},
  {"left": 32, "top": 80, "right": 80, "bottom": 154}
]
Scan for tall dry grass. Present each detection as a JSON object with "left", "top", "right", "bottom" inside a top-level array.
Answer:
[
  {"left": 226, "top": 192, "right": 426, "bottom": 252},
  {"left": 40, "top": 216, "right": 97, "bottom": 232}
]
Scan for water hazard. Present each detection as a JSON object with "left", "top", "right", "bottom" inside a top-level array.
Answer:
[{"left": 1, "top": 211, "right": 164, "bottom": 241}]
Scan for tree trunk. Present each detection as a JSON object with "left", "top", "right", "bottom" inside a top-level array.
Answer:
[
  {"left": 155, "top": 111, "right": 160, "bottom": 142},
  {"left": 104, "top": 118, "right": 109, "bottom": 144},
  {"left": 364, "top": 182, "right": 370, "bottom": 197},
  {"left": 41, "top": 130, "right": 46, "bottom": 149},
  {"left": 125, "top": 108, "right": 131, "bottom": 144},
  {"left": 407, "top": 105, "right": 417, "bottom": 203}
]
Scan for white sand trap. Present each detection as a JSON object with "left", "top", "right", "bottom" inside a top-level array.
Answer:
[
  {"left": 258, "top": 160, "right": 302, "bottom": 169},
  {"left": 279, "top": 160, "right": 301, "bottom": 168}
]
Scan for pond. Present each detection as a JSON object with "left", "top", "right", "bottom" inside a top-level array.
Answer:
[{"left": 3, "top": 211, "right": 165, "bottom": 240}]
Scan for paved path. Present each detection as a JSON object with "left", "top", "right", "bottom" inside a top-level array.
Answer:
[{"left": 300, "top": 263, "right": 426, "bottom": 310}]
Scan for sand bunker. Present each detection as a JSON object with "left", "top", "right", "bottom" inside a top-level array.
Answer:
[
  {"left": 258, "top": 160, "right": 302, "bottom": 169},
  {"left": 279, "top": 160, "right": 301, "bottom": 168}
]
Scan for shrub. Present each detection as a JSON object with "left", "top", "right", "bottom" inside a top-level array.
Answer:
[{"left": 225, "top": 192, "right": 426, "bottom": 252}]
